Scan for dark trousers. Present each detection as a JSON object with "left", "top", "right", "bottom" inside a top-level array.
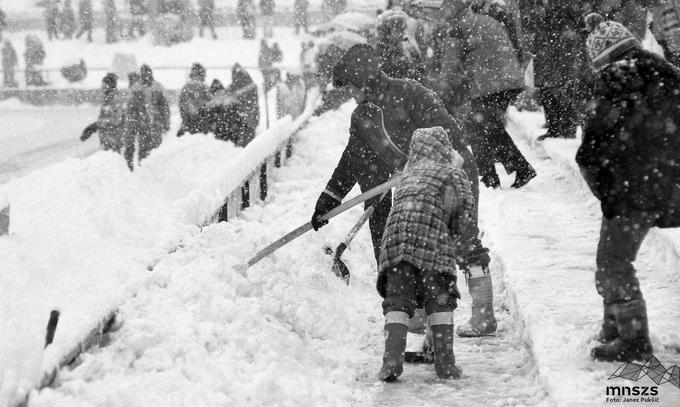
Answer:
[
  {"left": 595, "top": 211, "right": 657, "bottom": 304},
  {"left": 469, "top": 89, "right": 531, "bottom": 178},
  {"left": 382, "top": 262, "right": 458, "bottom": 317},
  {"left": 539, "top": 85, "right": 577, "bottom": 138}
]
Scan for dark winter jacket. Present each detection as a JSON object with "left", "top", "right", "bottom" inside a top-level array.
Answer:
[
  {"left": 325, "top": 45, "right": 471, "bottom": 202},
  {"left": 576, "top": 48, "right": 680, "bottom": 223},
  {"left": 1, "top": 42, "right": 17, "bottom": 70},
  {"left": 60, "top": 1, "right": 76, "bottom": 37},
  {"left": 441, "top": 7, "right": 524, "bottom": 100},
  {"left": 520, "top": 0, "right": 586, "bottom": 88},
  {"left": 96, "top": 88, "right": 126, "bottom": 151},
  {"left": 227, "top": 65, "right": 260, "bottom": 132},
  {"left": 199, "top": 0, "right": 215, "bottom": 23},
  {"left": 179, "top": 79, "right": 211, "bottom": 133},
  {"left": 260, "top": 0, "right": 275, "bottom": 16},
  {"left": 208, "top": 80, "right": 245, "bottom": 144},
  {"left": 78, "top": 0, "right": 93, "bottom": 27},
  {"left": 377, "top": 127, "right": 474, "bottom": 297},
  {"left": 142, "top": 80, "right": 171, "bottom": 134}
]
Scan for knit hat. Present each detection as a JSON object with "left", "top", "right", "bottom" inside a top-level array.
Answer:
[
  {"left": 585, "top": 13, "right": 641, "bottom": 70},
  {"left": 332, "top": 44, "right": 381, "bottom": 89},
  {"left": 102, "top": 72, "right": 118, "bottom": 89}
]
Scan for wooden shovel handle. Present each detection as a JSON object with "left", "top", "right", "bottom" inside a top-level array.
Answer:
[{"left": 247, "top": 176, "right": 400, "bottom": 267}]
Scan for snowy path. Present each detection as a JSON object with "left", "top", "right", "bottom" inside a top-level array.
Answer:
[{"left": 28, "top": 104, "right": 680, "bottom": 406}]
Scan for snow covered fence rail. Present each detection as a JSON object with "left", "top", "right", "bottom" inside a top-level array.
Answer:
[{"left": 209, "top": 88, "right": 320, "bottom": 223}]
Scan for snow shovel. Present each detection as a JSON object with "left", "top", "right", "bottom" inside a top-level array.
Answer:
[
  {"left": 247, "top": 176, "right": 400, "bottom": 268},
  {"left": 325, "top": 188, "right": 391, "bottom": 285}
]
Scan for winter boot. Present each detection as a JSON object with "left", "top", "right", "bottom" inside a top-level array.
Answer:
[
  {"left": 378, "top": 311, "right": 409, "bottom": 382},
  {"left": 405, "top": 325, "right": 434, "bottom": 363},
  {"left": 511, "top": 166, "right": 537, "bottom": 189},
  {"left": 597, "top": 301, "right": 618, "bottom": 343},
  {"left": 591, "top": 299, "right": 653, "bottom": 362},
  {"left": 430, "top": 312, "right": 462, "bottom": 379},
  {"left": 457, "top": 265, "right": 497, "bottom": 337},
  {"left": 481, "top": 172, "right": 501, "bottom": 189}
]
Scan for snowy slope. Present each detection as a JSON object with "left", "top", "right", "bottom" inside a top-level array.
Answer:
[
  {"left": 12, "top": 101, "right": 679, "bottom": 406},
  {"left": 0, "top": 94, "right": 316, "bottom": 407},
  {"left": 22, "top": 102, "right": 551, "bottom": 407}
]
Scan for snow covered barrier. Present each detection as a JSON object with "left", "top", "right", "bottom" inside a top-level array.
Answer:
[{"left": 0, "top": 88, "right": 319, "bottom": 407}]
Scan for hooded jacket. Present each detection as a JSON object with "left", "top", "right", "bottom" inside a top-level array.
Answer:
[
  {"left": 377, "top": 126, "right": 474, "bottom": 297},
  {"left": 325, "top": 44, "right": 472, "bottom": 201},
  {"left": 576, "top": 47, "right": 680, "bottom": 224}
]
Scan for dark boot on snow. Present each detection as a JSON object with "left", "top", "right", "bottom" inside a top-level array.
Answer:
[
  {"left": 592, "top": 299, "right": 653, "bottom": 362},
  {"left": 378, "top": 312, "right": 408, "bottom": 382},
  {"left": 480, "top": 171, "right": 501, "bottom": 189},
  {"left": 430, "top": 313, "right": 462, "bottom": 379},
  {"left": 457, "top": 266, "right": 497, "bottom": 337},
  {"left": 597, "top": 301, "right": 618, "bottom": 343},
  {"left": 511, "top": 166, "right": 537, "bottom": 189}
]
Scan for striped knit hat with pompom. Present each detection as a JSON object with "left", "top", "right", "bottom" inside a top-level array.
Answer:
[{"left": 585, "top": 13, "right": 641, "bottom": 69}]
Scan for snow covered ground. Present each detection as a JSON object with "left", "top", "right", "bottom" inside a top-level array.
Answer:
[{"left": 1, "top": 101, "right": 677, "bottom": 406}]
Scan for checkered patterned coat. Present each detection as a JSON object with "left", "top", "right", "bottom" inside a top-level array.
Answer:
[{"left": 377, "top": 127, "right": 475, "bottom": 297}]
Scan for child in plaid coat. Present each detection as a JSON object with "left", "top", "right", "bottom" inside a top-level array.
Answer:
[{"left": 377, "top": 126, "right": 475, "bottom": 381}]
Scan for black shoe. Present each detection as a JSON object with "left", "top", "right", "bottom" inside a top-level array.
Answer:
[
  {"left": 480, "top": 173, "right": 501, "bottom": 189},
  {"left": 511, "top": 166, "right": 536, "bottom": 188},
  {"left": 537, "top": 128, "right": 576, "bottom": 141}
]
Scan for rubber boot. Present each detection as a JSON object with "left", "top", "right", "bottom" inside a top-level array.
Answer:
[
  {"left": 430, "top": 312, "right": 462, "bottom": 379},
  {"left": 592, "top": 299, "right": 653, "bottom": 362},
  {"left": 457, "top": 266, "right": 497, "bottom": 337},
  {"left": 378, "top": 311, "right": 409, "bottom": 382},
  {"left": 597, "top": 301, "right": 618, "bottom": 343}
]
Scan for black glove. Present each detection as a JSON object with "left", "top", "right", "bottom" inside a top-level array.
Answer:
[
  {"left": 311, "top": 191, "right": 341, "bottom": 231},
  {"left": 80, "top": 122, "right": 98, "bottom": 141}
]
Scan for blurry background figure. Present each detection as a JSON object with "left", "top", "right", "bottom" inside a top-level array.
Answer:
[
  {"left": 60, "top": 0, "right": 76, "bottom": 39},
  {"left": 128, "top": 0, "right": 147, "bottom": 39},
  {"left": 519, "top": 0, "right": 584, "bottom": 141},
  {"left": 237, "top": 0, "right": 257, "bottom": 39},
  {"left": 652, "top": 0, "right": 680, "bottom": 66},
  {"left": 259, "top": 39, "right": 283, "bottom": 93},
  {"left": 124, "top": 75, "right": 150, "bottom": 171},
  {"left": 299, "top": 40, "right": 317, "bottom": 87},
  {"left": 275, "top": 71, "right": 306, "bottom": 119},
  {"left": 178, "top": 62, "right": 211, "bottom": 135},
  {"left": 592, "top": 0, "right": 651, "bottom": 40},
  {"left": 321, "top": 0, "right": 347, "bottom": 20},
  {"left": 152, "top": 0, "right": 195, "bottom": 45},
  {"left": 75, "top": 0, "right": 93, "bottom": 42},
  {"left": 80, "top": 73, "right": 126, "bottom": 153},
  {"left": 45, "top": 0, "right": 60, "bottom": 41},
  {"left": 228, "top": 63, "right": 259, "bottom": 146},
  {"left": 61, "top": 58, "right": 87, "bottom": 82},
  {"left": 198, "top": 0, "right": 218, "bottom": 39},
  {"left": 206, "top": 78, "right": 236, "bottom": 142},
  {"left": 0, "top": 6, "right": 6, "bottom": 40},
  {"left": 2, "top": 39, "right": 18, "bottom": 88},
  {"left": 294, "top": 0, "right": 309, "bottom": 34},
  {"left": 139, "top": 64, "right": 170, "bottom": 159},
  {"left": 104, "top": 0, "right": 118, "bottom": 43},
  {"left": 374, "top": 8, "right": 425, "bottom": 83},
  {"left": 260, "top": 0, "right": 275, "bottom": 38},
  {"left": 24, "top": 35, "right": 47, "bottom": 86}
]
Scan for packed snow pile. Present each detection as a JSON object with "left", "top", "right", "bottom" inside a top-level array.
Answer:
[{"left": 0, "top": 95, "right": 316, "bottom": 406}]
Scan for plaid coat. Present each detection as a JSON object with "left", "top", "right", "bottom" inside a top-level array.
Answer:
[{"left": 377, "top": 127, "right": 475, "bottom": 297}]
